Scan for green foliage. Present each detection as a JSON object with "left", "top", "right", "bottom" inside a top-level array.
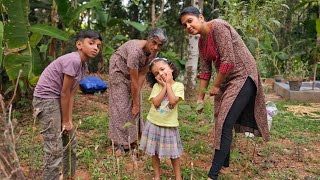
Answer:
[
  {"left": 215, "top": 0, "right": 290, "bottom": 77},
  {"left": 4, "top": 54, "right": 30, "bottom": 80},
  {"left": 160, "top": 50, "right": 186, "bottom": 72},
  {"left": 284, "top": 57, "right": 309, "bottom": 81},
  {"left": 2, "top": 0, "right": 29, "bottom": 49},
  {"left": 0, "top": 22, "right": 3, "bottom": 66},
  {"left": 30, "top": 24, "right": 69, "bottom": 41},
  {"left": 55, "top": 0, "right": 104, "bottom": 28},
  {"left": 123, "top": 20, "right": 147, "bottom": 32}
]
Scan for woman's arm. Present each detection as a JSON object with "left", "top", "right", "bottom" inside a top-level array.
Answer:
[
  {"left": 129, "top": 68, "right": 139, "bottom": 116},
  {"left": 138, "top": 66, "right": 148, "bottom": 89},
  {"left": 197, "top": 79, "right": 209, "bottom": 102},
  {"left": 209, "top": 72, "right": 228, "bottom": 96}
]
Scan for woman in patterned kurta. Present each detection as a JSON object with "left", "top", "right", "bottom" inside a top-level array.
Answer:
[
  {"left": 180, "top": 7, "right": 270, "bottom": 180},
  {"left": 108, "top": 28, "right": 168, "bottom": 152}
]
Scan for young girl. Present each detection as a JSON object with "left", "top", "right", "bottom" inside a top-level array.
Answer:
[{"left": 139, "top": 58, "right": 184, "bottom": 180}]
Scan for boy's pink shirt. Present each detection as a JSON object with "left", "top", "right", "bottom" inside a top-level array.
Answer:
[{"left": 34, "top": 52, "right": 88, "bottom": 98}]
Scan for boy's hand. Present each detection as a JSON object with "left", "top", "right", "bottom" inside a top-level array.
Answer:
[{"left": 62, "top": 121, "right": 73, "bottom": 133}]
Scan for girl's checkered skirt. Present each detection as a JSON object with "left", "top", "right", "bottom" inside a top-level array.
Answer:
[{"left": 139, "top": 121, "right": 183, "bottom": 159}]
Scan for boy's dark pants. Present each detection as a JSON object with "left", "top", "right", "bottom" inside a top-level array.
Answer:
[{"left": 33, "top": 97, "right": 76, "bottom": 180}]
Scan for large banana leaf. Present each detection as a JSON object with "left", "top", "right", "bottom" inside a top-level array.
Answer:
[
  {"left": 3, "top": 0, "right": 29, "bottom": 49},
  {"left": 123, "top": 20, "right": 147, "bottom": 32},
  {"left": 54, "top": 0, "right": 69, "bottom": 26},
  {"left": 288, "top": 0, "right": 319, "bottom": 15},
  {"left": 55, "top": 0, "right": 104, "bottom": 27},
  {"left": 30, "top": 24, "right": 69, "bottom": 41},
  {"left": 31, "top": 48, "right": 43, "bottom": 76},
  {"left": 94, "top": 5, "right": 109, "bottom": 28},
  {"left": 316, "top": 18, "right": 320, "bottom": 37},
  {"left": 29, "top": 33, "right": 43, "bottom": 48},
  {"left": 4, "top": 54, "right": 31, "bottom": 80},
  {"left": 28, "top": 48, "right": 42, "bottom": 86}
]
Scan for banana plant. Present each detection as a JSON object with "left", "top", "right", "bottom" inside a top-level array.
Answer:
[{"left": 1, "top": 0, "right": 70, "bottom": 96}]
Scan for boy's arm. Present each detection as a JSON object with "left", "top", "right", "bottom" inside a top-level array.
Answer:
[
  {"left": 152, "top": 85, "right": 167, "bottom": 109},
  {"left": 68, "top": 83, "right": 79, "bottom": 126},
  {"left": 166, "top": 83, "right": 180, "bottom": 107},
  {"left": 61, "top": 74, "right": 74, "bottom": 131}
]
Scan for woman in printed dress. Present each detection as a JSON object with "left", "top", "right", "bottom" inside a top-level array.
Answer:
[
  {"left": 179, "top": 6, "right": 270, "bottom": 180},
  {"left": 108, "top": 28, "right": 168, "bottom": 153}
]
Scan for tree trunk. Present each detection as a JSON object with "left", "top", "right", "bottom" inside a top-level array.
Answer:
[
  {"left": 150, "top": 0, "right": 165, "bottom": 28},
  {"left": 183, "top": 0, "right": 203, "bottom": 99}
]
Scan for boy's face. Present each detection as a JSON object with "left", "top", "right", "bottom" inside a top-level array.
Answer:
[{"left": 76, "top": 38, "right": 102, "bottom": 60}]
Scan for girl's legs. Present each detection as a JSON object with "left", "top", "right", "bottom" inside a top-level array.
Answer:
[
  {"left": 208, "top": 78, "right": 256, "bottom": 180},
  {"left": 152, "top": 155, "right": 161, "bottom": 180},
  {"left": 171, "top": 158, "right": 182, "bottom": 180}
]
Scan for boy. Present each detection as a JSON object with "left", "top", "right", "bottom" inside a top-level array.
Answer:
[{"left": 33, "top": 30, "right": 102, "bottom": 180}]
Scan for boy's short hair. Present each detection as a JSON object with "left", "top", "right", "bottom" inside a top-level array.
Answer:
[{"left": 75, "top": 30, "right": 102, "bottom": 41}]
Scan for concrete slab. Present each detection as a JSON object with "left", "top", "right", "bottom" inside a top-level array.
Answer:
[{"left": 274, "top": 81, "right": 320, "bottom": 102}]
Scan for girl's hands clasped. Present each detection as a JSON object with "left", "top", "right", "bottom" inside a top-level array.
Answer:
[{"left": 156, "top": 75, "right": 167, "bottom": 87}]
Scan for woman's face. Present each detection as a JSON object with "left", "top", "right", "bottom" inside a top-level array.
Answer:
[
  {"left": 180, "top": 14, "right": 204, "bottom": 35},
  {"left": 145, "top": 37, "right": 164, "bottom": 55}
]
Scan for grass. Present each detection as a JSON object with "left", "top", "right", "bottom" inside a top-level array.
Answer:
[{"left": 14, "top": 88, "right": 320, "bottom": 179}]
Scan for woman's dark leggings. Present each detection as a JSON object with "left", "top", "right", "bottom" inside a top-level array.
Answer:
[{"left": 208, "top": 78, "right": 256, "bottom": 179}]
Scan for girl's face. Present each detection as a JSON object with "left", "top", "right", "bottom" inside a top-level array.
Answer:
[
  {"left": 180, "top": 14, "right": 204, "bottom": 35},
  {"left": 151, "top": 60, "right": 173, "bottom": 81}
]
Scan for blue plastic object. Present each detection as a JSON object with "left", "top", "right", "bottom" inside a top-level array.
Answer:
[{"left": 79, "top": 76, "right": 107, "bottom": 94}]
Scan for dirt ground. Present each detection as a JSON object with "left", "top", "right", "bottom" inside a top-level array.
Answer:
[{"left": 14, "top": 74, "right": 320, "bottom": 179}]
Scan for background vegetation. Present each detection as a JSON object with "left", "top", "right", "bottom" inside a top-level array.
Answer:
[{"left": 0, "top": 0, "right": 319, "bottom": 100}]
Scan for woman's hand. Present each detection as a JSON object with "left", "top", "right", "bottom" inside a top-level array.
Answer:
[
  {"left": 132, "top": 104, "right": 139, "bottom": 120},
  {"left": 196, "top": 99, "right": 204, "bottom": 114},
  {"left": 209, "top": 85, "right": 220, "bottom": 96}
]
